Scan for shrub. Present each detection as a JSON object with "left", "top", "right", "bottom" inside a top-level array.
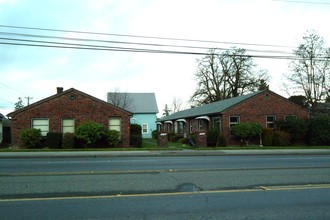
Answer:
[
  {"left": 130, "top": 124, "right": 142, "bottom": 148},
  {"left": 232, "top": 122, "right": 262, "bottom": 146},
  {"left": 307, "top": 116, "right": 330, "bottom": 146},
  {"left": 273, "top": 130, "right": 291, "bottom": 146},
  {"left": 75, "top": 121, "right": 107, "bottom": 147},
  {"left": 152, "top": 130, "right": 157, "bottom": 139},
  {"left": 62, "top": 133, "right": 76, "bottom": 149},
  {"left": 46, "top": 132, "right": 62, "bottom": 149},
  {"left": 207, "top": 130, "right": 219, "bottom": 147},
  {"left": 107, "top": 130, "right": 120, "bottom": 147},
  {"left": 262, "top": 128, "right": 273, "bottom": 146},
  {"left": 277, "top": 119, "right": 308, "bottom": 144},
  {"left": 217, "top": 135, "right": 227, "bottom": 147},
  {"left": 19, "top": 128, "right": 42, "bottom": 148}
]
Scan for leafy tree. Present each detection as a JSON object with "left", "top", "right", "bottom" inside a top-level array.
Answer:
[
  {"left": 285, "top": 30, "right": 330, "bottom": 114},
  {"left": 232, "top": 122, "right": 262, "bottom": 146},
  {"left": 191, "top": 48, "right": 269, "bottom": 105},
  {"left": 14, "top": 97, "right": 24, "bottom": 110}
]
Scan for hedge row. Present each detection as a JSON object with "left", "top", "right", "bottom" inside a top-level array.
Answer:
[{"left": 19, "top": 121, "right": 143, "bottom": 149}]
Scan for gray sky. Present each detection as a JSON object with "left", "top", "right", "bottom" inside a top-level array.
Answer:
[{"left": 1, "top": 0, "right": 330, "bottom": 116}]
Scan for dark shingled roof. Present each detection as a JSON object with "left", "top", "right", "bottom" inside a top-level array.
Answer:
[{"left": 159, "top": 90, "right": 264, "bottom": 121}]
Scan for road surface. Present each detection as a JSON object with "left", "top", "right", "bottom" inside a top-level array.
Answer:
[{"left": 1, "top": 155, "right": 330, "bottom": 219}]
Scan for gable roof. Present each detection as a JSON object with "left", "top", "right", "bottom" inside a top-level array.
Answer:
[
  {"left": 7, "top": 88, "right": 132, "bottom": 117},
  {"left": 158, "top": 90, "right": 265, "bottom": 121},
  {"left": 107, "top": 92, "right": 159, "bottom": 114}
]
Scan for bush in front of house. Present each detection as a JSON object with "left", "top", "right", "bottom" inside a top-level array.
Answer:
[
  {"left": 277, "top": 119, "right": 308, "bottom": 144},
  {"left": 75, "top": 121, "right": 107, "bottom": 147},
  {"left": 107, "top": 130, "right": 120, "bottom": 147},
  {"left": 232, "top": 122, "right": 262, "bottom": 146},
  {"left": 207, "top": 129, "right": 219, "bottom": 146},
  {"left": 272, "top": 130, "right": 291, "bottom": 146},
  {"left": 217, "top": 134, "right": 227, "bottom": 147},
  {"left": 62, "top": 133, "right": 76, "bottom": 149},
  {"left": 130, "top": 124, "right": 142, "bottom": 147},
  {"left": 307, "top": 116, "right": 330, "bottom": 146},
  {"left": 152, "top": 130, "right": 157, "bottom": 139},
  {"left": 19, "top": 128, "right": 42, "bottom": 148},
  {"left": 46, "top": 132, "right": 62, "bottom": 149},
  {"left": 262, "top": 128, "right": 273, "bottom": 146}
]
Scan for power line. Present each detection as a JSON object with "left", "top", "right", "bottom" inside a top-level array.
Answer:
[
  {"left": 0, "top": 25, "right": 329, "bottom": 61},
  {"left": 271, "top": 0, "right": 330, "bottom": 5},
  {"left": 0, "top": 24, "right": 293, "bottom": 48}
]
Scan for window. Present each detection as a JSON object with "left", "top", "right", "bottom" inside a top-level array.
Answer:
[
  {"left": 284, "top": 115, "right": 297, "bottom": 121},
  {"left": 32, "top": 118, "right": 49, "bottom": 136},
  {"left": 229, "top": 116, "right": 240, "bottom": 128},
  {"left": 189, "top": 121, "right": 193, "bottom": 133},
  {"left": 142, "top": 124, "right": 148, "bottom": 134},
  {"left": 266, "top": 115, "right": 276, "bottom": 128},
  {"left": 212, "top": 117, "right": 221, "bottom": 131},
  {"left": 62, "top": 119, "right": 75, "bottom": 133},
  {"left": 109, "top": 117, "right": 121, "bottom": 135}
]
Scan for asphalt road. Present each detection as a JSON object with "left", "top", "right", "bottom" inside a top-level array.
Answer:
[{"left": 1, "top": 155, "right": 330, "bottom": 219}]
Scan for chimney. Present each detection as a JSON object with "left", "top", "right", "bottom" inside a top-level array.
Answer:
[{"left": 57, "top": 87, "right": 64, "bottom": 94}]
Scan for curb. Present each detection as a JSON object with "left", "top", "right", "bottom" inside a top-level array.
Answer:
[{"left": 1, "top": 149, "right": 330, "bottom": 158}]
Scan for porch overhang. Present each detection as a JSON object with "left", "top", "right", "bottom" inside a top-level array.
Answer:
[
  {"left": 175, "top": 119, "right": 187, "bottom": 123},
  {"left": 195, "top": 116, "right": 210, "bottom": 121}
]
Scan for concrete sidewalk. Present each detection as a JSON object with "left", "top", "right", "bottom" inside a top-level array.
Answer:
[{"left": 1, "top": 149, "right": 330, "bottom": 158}]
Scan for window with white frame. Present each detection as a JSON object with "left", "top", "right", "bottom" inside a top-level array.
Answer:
[
  {"left": 229, "top": 116, "right": 240, "bottom": 128},
  {"left": 189, "top": 121, "right": 193, "bottom": 133},
  {"left": 32, "top": 118, "right": 49, "bottom": 136},
  {"left": 109, "top": 117, "right": 121, "bottom": 135},
  {"left": 142, "top": 124, "right": 148, "bottom": 134},
  {"left": 284, "top": 115, "right": 297, "bottom": 121},
  {"left": 62, "top": 119, "right": 75, "bottom": 133},
  {"left": 266, "top": 115, "right": 276, "bottom": 128}
]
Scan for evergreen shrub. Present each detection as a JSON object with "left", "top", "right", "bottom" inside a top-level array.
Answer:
[
  {"left": 273, "top": 130, "right": 291, "bottom": 146},
  {"left": 19, "top": 128, "right": 42, "bottom": 148},
  {"left": 62, "top": 133, "right": 76, "bottom": 149},
  {"left": 46, "top": 132, "right": 62, "bottom": 149},
  {"left": 262, "top": 128, "right": 273, "bottom": 146},
  {"left": 130, "top": 124, "right": 142, "bottom": 148}
]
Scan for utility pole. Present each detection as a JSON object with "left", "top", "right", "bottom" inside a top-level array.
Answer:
[{"left": 25, "top": 96, "right": 33, "bottom": 106}]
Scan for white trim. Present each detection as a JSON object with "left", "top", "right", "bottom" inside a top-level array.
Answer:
[
  {"left": 195, "top": 116, "right": 210, "bottom": 121},
  {"left": 156, "top": 122, "right": 162, "bottom": 125},
  {"left": 164, "top": 121, "right": 173, "bottom": 124},
  {"left": 176, "top": 119, "right": 186, "bottom": 123}
]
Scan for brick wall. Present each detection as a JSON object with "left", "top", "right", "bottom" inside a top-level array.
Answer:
[
  {"left": 9, "top": 89, "right": 131, "bottom": 147},
  {"left": 221, "top": 91, "right": 309, "bottom": 145}
]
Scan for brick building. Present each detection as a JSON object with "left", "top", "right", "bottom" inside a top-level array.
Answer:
[
  {"left": 7, "top": 87, "right": 132, "bottom": 147},
  {"left": 157, "top": 89, "right": 310, "bottom": 145}
]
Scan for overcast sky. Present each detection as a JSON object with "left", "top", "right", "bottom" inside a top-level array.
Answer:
[{"left": 1, "top": 0, "right": 330, "bottom": 117}]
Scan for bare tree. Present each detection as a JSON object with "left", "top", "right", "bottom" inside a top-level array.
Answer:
[
  {"left": 171, "top": 97, "right": 183, "bottom": 113},
  {"left": 285, "top": 30, "right": 330, "bottom": 114},
  {"left": 107, "top": 88, "right": 133, "bottom": 110},
  {"left": 190, "top": 48, "right": 269, "bottom": 105}
]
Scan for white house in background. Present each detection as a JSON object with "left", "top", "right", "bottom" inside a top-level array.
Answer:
[{"left": 107, "top": 93, "right": 159, "bottom": 138}]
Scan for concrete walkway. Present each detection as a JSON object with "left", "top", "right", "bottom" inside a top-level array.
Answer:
[{"left": 1, "top": 149, "right": 330, "bottom": 158}]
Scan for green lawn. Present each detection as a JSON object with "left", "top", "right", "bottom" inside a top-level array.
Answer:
[{"left": 0, "top": 138, "right": 330, "bottom": 152}]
